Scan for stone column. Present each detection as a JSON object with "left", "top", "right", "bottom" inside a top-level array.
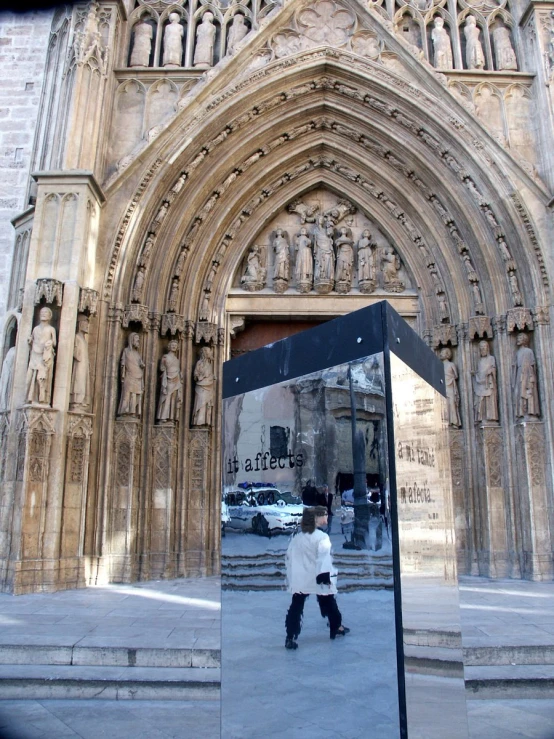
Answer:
[
  {"left": 478, "top": 423, "right": 510, "bottom": 577},
  {"left": 150, "top": 425, "right": 177, "bottom": 579},
  {"left": 515, "top": 421, "right": 553, "bottom": 580}
]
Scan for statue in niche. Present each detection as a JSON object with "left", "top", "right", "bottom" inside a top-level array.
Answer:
[
  {"left": 118, "top": 332, "right": 144, "bottom": 418},
  {"left": 168, "top": 278, "right": 179, "bottom": 312},
  {"left": 132, "top": 267, "right": 145, "bottom": 303},
  {"left": 313, "top": 215, "right": 335, "bottom": 293},
  {"left": 294, "top": 227, "right": 313, "bottom": 293},
  {"left": 163, "top": 13, "right": 184, "bottom": 68},
  {"left": 512, "top": 333, "right": 539, "bottom": 419},
  {"left": 157, "top": 339, "right": 182, "bottom": 423},
  {"left": 357, "top": 229, "right": 376, "bottom": 294},
  {"left": 0, "top": 346, "right": 16, "bottom": 412},
  {"left": 508, "top": 271, "right": 523, "bottom": 306},
  {"left": 272, "top": 229, "right": 290, "bottom": 294},
  {"left": 227, "top": 14, "right": 248, "bottom": 55},
  {"left": 241, "top": 245, "right": 266, "bottom": 291},
  {"left": 70, "top": 314, "right": 90, "bottom": 410},
  {"left": 431, "top": 17, "right": 453, "bottom": 70},
  {"left": 472, "top": 340, "right": 498, "bottom": 424},
  {"left": 26, "top": 306, "right": 56, "bottom": 406},
  {"left": 138, "top": 235, "right": 154, "bottom": 268},
  {"left": 334, "top": 227, "right": 354, "bottom": 294},
  {"left": 129, "top": 19, "right": 153, "bottom": 67},
  {"left": 287, "top": 200, "right": 319, "bottom": 223},
  {"left": 192, "top": 346, "right": 214, "bottom": 426},
  {"left": 381, "top": 247, "right": 405, "bottom": 292},
  {"left": 492, "top": 23, "right": 517, "bottom": 71},
  {"left": 440, "top": 348, "right": 461, "bottom": 428},
  {"left": 464, "top": 16, "right": 485, "bottom": 70},
  {"left": 194, "top": 12, "right": 216, "bottom": 69}
]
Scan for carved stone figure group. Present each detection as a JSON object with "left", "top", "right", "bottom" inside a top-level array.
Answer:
[
  {"left": 241, "top": 215, "right": 405, "bottom": 295},
  {"left": 429, "top": 15, "right": 517, "bottom": 72},
  {"left": 439, "top": 334, "right": 540, "bottom": 429}
]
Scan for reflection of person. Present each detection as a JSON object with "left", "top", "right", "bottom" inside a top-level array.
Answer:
[
  {"left": 26, "top": 306, "right": 56, "bottom": 405},
  {"left": 285, "top": 507, "right": 350, "bottom": 649},
  {"left": 317, "top": 484, "right": 334, "bottom": 534},
  {"left": 472, "top": 340, "right": 498, "bottom": 423}
]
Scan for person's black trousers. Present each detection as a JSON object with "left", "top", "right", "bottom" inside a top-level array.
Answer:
[{"left": 285, "top": 593, "right": 342, "bottom": 639}]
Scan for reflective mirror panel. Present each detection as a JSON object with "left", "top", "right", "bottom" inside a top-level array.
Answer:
[
  {"left": 390, "top": 353, "right": 469, "bottom": 739},
  {"left": 222, "top": 354, "right": 402, "bottom": 739}
]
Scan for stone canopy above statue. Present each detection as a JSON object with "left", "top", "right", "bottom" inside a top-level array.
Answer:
[{"left": 232, "top": 189, "right": 412, "bottom": 296}]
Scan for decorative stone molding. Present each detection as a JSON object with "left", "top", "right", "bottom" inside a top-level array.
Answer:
[
  {"left": 492, "top": 314, "right": 507, "bottom": 333},
  {"left": 195, "top": 322, "right": 216, "bottom": 345},
  {"left": 161, "top": 313, "right": 186, "bottom": 336},
  {"left": 34, "top": 279, "right": 63, "bottom": 307},
  {"left": 217, "top": 328, "right": 226, "bottom": 346},
  {"left": 432, "top": 324, "right": 457, "bottom": 348},
  {"left": 506, "top": 307, "right": 534, "bottom": 333},
  {"left": 229, "top": 316, "right": 245, "bottom": 338},
  {"left": 468, "top": 316, "right": 493, "bottom": 340},
  {"left": 78, "top": 288, "right": 99, "bottom": 316},
  {"left": 122, "top": 304, "right": 150, "bottom": 330}
]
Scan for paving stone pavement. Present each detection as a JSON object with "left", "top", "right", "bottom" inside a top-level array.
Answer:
[{"left": 0, "top": 574, "right": 553, "bottom": 736}]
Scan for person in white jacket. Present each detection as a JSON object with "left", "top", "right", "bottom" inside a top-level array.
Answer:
[{"left": 284, "top": 506, "right": 350, "bottom": 649}]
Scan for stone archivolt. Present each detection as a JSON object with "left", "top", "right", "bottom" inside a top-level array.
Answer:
[{"left": 3, "top": 0, "right": 553, "bottom": 594}]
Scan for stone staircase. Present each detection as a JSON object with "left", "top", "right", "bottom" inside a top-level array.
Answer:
[
  {"left": 221, "top": 549, "right": 394, "bottom": 592},
  {"left": 0, "top": 643, "right": 220, "bottom": 700}
]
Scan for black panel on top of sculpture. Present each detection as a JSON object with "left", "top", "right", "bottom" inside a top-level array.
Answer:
[{"left": 221, "top": 301, "right": 468, "bottom": 739}]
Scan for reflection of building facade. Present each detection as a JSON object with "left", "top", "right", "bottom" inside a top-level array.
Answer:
[
  {"left": 0, "top": 0, "right": 553, "bottom": 591},
  {"left": 225, "top": 362, "right": 386, "bottom": 495}
]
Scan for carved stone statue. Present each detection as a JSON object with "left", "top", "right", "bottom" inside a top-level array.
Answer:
[
  {"left": 132, "top": 267, "right": 145, "bottom": 303},
  {"left": 357, "top": 229, "right": 376, "bottom": 294},
  {"left": 431, "top": 17, "right": 453, "bottom": 70},
  {"left": 118, "top": 332, "right": 144, "bottom": 417},
  {"left": 194, "top": 12, "right": 216, "bottom": 69},
  {"left": 334, "top": 227, "right": 354, "bottom": 294},
  {"left": 227, "top": 14, "right": 248, "bottom": 56},
  {"left": 512, "top": 333, "right": 540, "bottom": 419},
  {"left": 508, "top": 271, "right": 523, "bottom": 306},
  {"left": 440, "top": 348, "right": 461, "bottom": 428},
  {"left": 381, "top": 247, "right": 405, "bottom": 292},
  {"left": 464, "top": 16, "right": 485, "bottom": 70},
  {"left": 241, "top": 245, "right": 266, "bottom": 291},
  {"left": 288, "top": 200, "right": 319, "bottom": 223},
  {"left": 0, "top": 346, "right": 16, "bottom": 412},
  {"left": 163, "top": 13, "right": 184, "bottom": 68},
  {"left": 168, "top": 278, "right": 179, "bottom": 312},
  {"left": 294, "top": 227, "right": 313, "bottom": 293},
  {"left": 324, "top": 199, "right": 356, "bottom": 225},
  {"left": 70, "top": 314, "right": 90, "bottom": 410},
  {"left": 492, "top": 23, "right": 517, "bottom": 71},
  {"left": 157, "top": 339, "right": 182, "bottom": 423},
  {"left": 129, "top": 19, "right": 153, "bottom": 68},
  {"left": 26, "top": 306, "right": 56, "bottom": 406},
  {"left": 192, "top": 346, "right": 214, "bottom": 426},
  {"left": 472, "top": 340, "right": 498, "bottom": 423},
  {"left": 272, "top": 229, "right": 290, "bottom": 294},
  {"left": 313, "top": 215, "right": 335, "bottom": 294}
]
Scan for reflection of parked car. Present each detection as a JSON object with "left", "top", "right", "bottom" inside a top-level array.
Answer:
[
  {"left": 224, "top": 497, "right": 304, "bottom": 537},
  {"left": 225, "top": 487, "right": 301, "bottom": 507},
  {"left": 221, "top": 500, "right": 231, "bottom": 537}
]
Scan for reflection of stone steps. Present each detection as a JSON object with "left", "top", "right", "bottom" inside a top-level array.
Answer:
[{"left": 221, "top": 550, "right": 394, "bottom": 592}]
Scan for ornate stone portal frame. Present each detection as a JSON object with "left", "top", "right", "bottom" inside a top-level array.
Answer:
[{"left": 1, "top": 0, "right": 553, "bottom": 592}]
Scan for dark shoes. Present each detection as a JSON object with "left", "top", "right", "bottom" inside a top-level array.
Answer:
[
  {"left": 330, "top": 626, "right": 351, "bottom": 640},
  {"left": 285, "top": 637, "right": 298, "bottom": 650}
]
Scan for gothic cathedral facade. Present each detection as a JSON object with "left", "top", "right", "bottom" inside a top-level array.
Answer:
[{"left": 0, "top": 0, "right": 553, "bottom": 593}]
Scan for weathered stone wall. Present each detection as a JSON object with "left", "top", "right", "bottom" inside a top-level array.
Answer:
[{"left": 0, "top": 11, "right": 52, "bottom": 314}]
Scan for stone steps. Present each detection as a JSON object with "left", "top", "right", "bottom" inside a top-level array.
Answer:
[
  {"left": 464, "top": 664, "right": 554, "bottom": 699},
  {"left": 0, "top": 664, "right": 220, "bottom": 701},
  {"left": 0, "top": 644, "right": 219, "bottom": 668}
]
